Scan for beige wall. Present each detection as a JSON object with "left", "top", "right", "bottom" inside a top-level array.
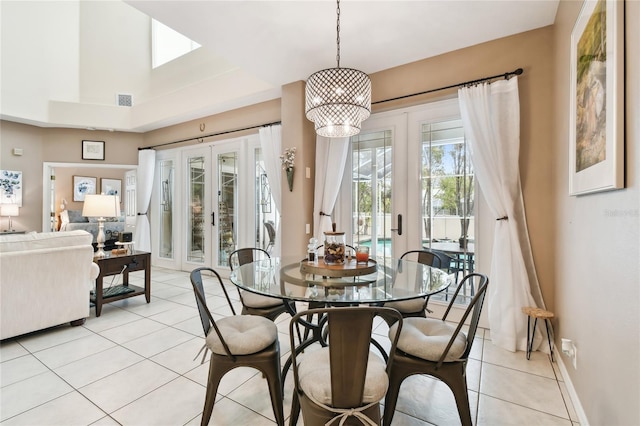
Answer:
[
  {"left": 0, "top": 121, "right": 141, "bottom": 232},
  {"left": 0, "top": 121, "right": 44, "bottom": 232},
  {"left": 553, "top": 1, "right": 639, "bottom": 424}
]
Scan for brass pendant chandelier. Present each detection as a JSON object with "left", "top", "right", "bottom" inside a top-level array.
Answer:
[{"left": 305, "top": 0, "right": 371, "bottom": 138}]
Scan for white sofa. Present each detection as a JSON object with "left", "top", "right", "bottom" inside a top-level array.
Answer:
[{"left": 0, "top": 230, "right": 99, "bottom": 340}]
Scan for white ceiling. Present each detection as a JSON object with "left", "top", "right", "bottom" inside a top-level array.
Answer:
[
  {"left": 128, "top": 0, "right": 559, "bottom": 90},
  {"left": 3, "top": 1, "right": 560, "bottom": 132}
]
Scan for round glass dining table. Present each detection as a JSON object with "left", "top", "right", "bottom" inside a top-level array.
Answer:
[
  {"left": 230, "top": 256, "right": 454, "bottom": 384},
  {"left": 229, "top": 256, "right": 453, "bottom": 305}
]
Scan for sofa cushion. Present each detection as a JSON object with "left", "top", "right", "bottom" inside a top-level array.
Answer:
[{"left": 0, "top": 230, "right": 93, "bottom": 253}]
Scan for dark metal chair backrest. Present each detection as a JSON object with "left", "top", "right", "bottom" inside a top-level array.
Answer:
[
  {"left": 228, "top": 247, "right": 270, "bottom": 271},
  {"left": 290, "top": 306, "right": 402, "bottom": 408},
  {"left": 189, "top": 267, "right": 237, "bottom": 349},
  {"left": 400, "top": 249, "right": 448, "bottom": 269},
  {"left": 439, "top": 273, "right": 489, "bottom": 365}
]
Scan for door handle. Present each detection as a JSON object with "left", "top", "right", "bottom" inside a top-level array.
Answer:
[
  {"left": 390, "top": 214, "right": 403, "bottom": 236},
  {"left": 211, "top": 212, "right": 215, "bottom": 226}
]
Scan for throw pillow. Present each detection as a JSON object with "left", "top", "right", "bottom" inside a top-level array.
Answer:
[{"left": 67, "top": 210, "right": 88, "bottom": 223}]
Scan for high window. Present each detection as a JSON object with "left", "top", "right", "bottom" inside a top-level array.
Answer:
[{"left": 152, "top": 19, "right": 201, "bottom": 68}]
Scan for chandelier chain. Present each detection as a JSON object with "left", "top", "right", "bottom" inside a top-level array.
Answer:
[{"left": 336, "top": 0, "right": 341, "bottom": 68}]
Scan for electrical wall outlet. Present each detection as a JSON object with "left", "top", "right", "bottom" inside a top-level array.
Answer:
[{"left": 562, "top": 338, "right": 577, "bottom": 369}]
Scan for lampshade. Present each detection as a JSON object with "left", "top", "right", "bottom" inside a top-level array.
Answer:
[
  {"left": 305, "top": 67, "right": 371, "bottom": 138},
  {"left": 82, "top": 194, "right": 121, "bottom": 218},
  {"left": 0, "top": 204, "right": 19, "bottom": 217},
  {"left": 304, "top": 0, "right": 371, "bottom": 138}
]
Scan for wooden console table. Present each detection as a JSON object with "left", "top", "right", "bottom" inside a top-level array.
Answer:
[{"left": 92, "top": 251, "right": 151, "bottom": 317}]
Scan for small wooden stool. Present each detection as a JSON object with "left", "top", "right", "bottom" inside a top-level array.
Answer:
[{"left": 522, "top": 307, "right": 554, "bottom": 361}]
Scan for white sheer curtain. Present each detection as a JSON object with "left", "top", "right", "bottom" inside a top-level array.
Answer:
[
  {"left": 259, "top": 125, "right": 282, "bottom": 256},
  {"left": 133, "top": 149, "right": 156, "bottom": 253},
  {"left": 458, "top": 77, "right": 546, "bottom": 352},
  {"left": 313, "top": 136, "right": 350, "bottom": 244}
]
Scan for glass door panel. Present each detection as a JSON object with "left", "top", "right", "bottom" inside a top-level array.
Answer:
[
  {"left": 351, "top": 130, "right": 393, "bottom": 260},
  {"left": 216, "top": 151, "right": 238, "bottom": 267},
  {"left": 158, "top": 159, "right": 174, "bottom": 259},
  {"left": 187, "top": 155, "right": 206, "bottom": 263},
  {"left": 255, "top": 148, "right": 277, "bottom": 253},
  {"left": 419, "top": 118, "right": 476, "bottom": 306}
]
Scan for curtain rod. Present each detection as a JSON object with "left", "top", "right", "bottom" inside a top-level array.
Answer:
[
  {"left": 140, "top": 68, "right": 522, "bottom": 150},
  {"left": 139, "top": 120, "right": 282, "bottom": 150},
  {"left": 372, "top": 67, "right": 523, "bottom": 105}
]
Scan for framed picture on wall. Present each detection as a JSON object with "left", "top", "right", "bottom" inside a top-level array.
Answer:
[
  {"left": 82, "top": 140, "right": 105, "bottom": 160},
  {"left": 73, "top": 176, "right": 97, "bottom": 202},
  {"left": 101, "top": 178, "right": 121, "bottom": 197},
  {"left": 568, "top": 0, "right": 624, "bottom": 195},
  {"left": 0, "top": 170, "right": 23, "bottom": 206}
]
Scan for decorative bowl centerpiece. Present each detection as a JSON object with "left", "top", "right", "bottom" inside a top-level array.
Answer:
[{"left": 323, "top": 230, "right": 346, "bottom": 265}]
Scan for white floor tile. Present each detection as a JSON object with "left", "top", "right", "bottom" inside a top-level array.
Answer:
[
  {"left": 1, "top": 354, "right": 48, "bottom": 387},
  {"left": 149, "top": 337, "right": 205, "bottom": 375},
  {"left": 483, "top": 342, "right": 555, "bottom": 379},
  {"left": 83, "top": 306, "right": 143, "bottom": 333},
  {"left": 33, "top": 333, "right": 117, "bottom": 369},
  {"left": 1, "top": 391, "right": 105, "bottom": 426},
  {"left": 54, "top": 346, "right": 144, "bottom": 388},
  {"left": 110, "top": 377, "right": 204, "bottom": 426},
  {"left": 172, "top": 316, "right": 208, "bottom": 337},
  {"left": 79, "top": 359, "right": 178, "bottom": 413},
  {"left": 0, "top": 340, "right": 29, "bottom": 362},
  {"left": 16, "top": 324, "right": 93, "bottom": 353},
  {"left": 480, "top": 363, "right": 568, "bottom": 419},
  {"left": 121, "top": 326, "right": 194, "bottom": 358},
  {"left": 477, "top": 393, "right": 572, "bottom": 425},
  {"left": 98, "top": 317, "right": 166, "bottom": 345},
  {"left": 0, "top": 371, "right": 73, "bottom": 421},
  {"left": 147, "top": 304, "right": 199, "bottom": 326},
  {"left": 89, "top": 415, "right": 121, "bottom": 425}
]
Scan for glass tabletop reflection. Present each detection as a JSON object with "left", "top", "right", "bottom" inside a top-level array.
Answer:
[{"left": 229, "top": 256, "right": 453, "bottom": 305}]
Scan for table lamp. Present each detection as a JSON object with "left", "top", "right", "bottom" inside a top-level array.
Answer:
[
  {"left": 1, "top": 203, "right": 19, "bottom": 232},
  {"left": 82, "top": 194, "right": 120, "bottom": 257}
]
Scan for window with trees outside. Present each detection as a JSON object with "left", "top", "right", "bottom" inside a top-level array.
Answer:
[{"left": 421, "top": 119, "right": 475, "bottom": 305}]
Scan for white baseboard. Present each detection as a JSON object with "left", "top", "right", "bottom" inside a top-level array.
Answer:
[{"left": 556, "top": 354, "right": 589, "bottom": 425}]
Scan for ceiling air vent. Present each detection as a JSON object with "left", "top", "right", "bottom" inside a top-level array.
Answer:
[{"left": 116, "top": 93, "right": 133, "bottom": 107}]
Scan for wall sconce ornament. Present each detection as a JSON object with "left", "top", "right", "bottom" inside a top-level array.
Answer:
[{"left": 280, "top": 147, "right": 297, "bottom": 192}]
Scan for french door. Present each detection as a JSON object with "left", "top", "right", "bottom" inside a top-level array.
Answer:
[
  {"left": 339, "top": 99, "right": 478, "bottom": 311},
  {"left": 343, "top": 113, "right": 408, "bottom": 262},
  {"left": 152, "top": 136, "right": 269, "bottom": 273},
  {"left": 181, "top": 143, "right": 241, "bottom": 271}
]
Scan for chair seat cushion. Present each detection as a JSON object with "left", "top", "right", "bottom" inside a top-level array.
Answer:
[
  {"left": 206, "top": 315, "right": 277, "bottom": 355},
  {"left": 241, "top": 290, "right": 284, "bottom": 308},
  {"left": 389, "top": 317, "right": 467, "bottom": 362},
  {"left": 384, "top": 297, "right": 426, "bottom": 313},
  {"left": 297, "top": 347, "right": 388, "bottom": 405}
]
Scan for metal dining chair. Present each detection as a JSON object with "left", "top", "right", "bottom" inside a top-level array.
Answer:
[
  {"left": 289, "top": 306, "right": 403, "bottom": 426},
  {"left": 189, "top": 267, "right": 285, "bottom": 426},
  {"left": 383, "top": 273, "right": 489, "bottom": 426},
  {"left": 228, "top": 247, "right": 288, "bottom": 322},
  {"left": 380, "top": 249, "right": 451, "bottom": 325}
]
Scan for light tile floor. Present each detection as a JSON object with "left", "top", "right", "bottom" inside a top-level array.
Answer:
[{"left": 1, "top": 267, "right": 579, "bottom": 425}]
